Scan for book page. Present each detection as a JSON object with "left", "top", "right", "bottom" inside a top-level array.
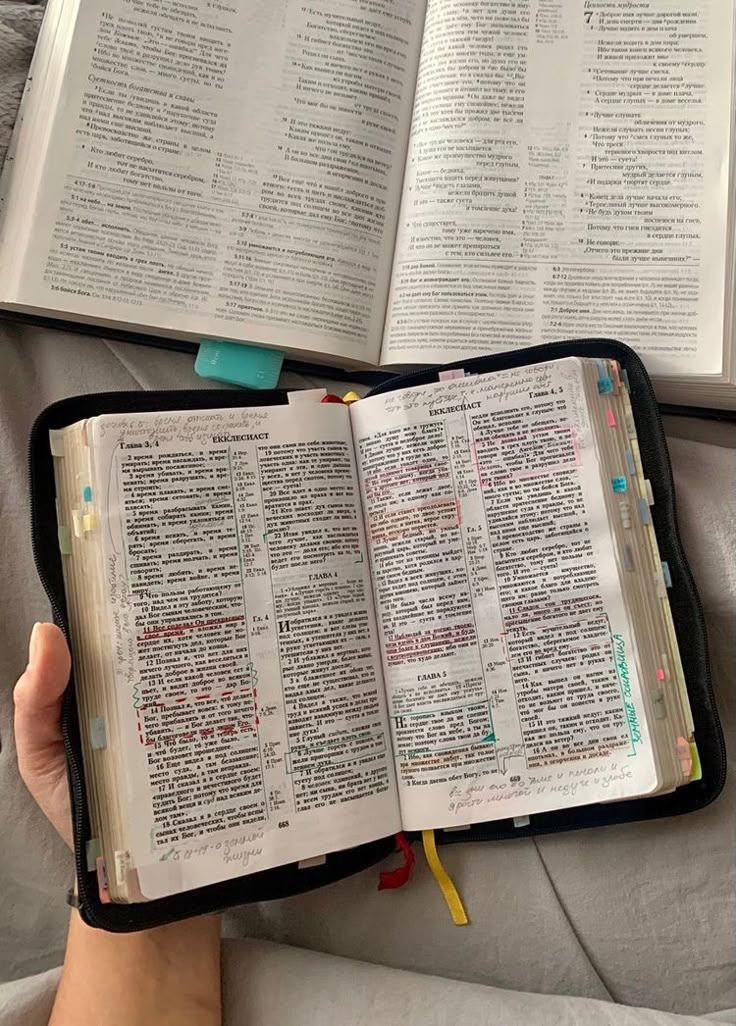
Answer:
[
  {"left": 381, "top": 0, "right": 733, "bottom": 377},
  {"left": 89, "top": 402, "right": 399, "bottom": 898},
  {"left": 7, "top": 0, "right": 426, "bottom": 365},
  {"left": 350, "top": 359, "right": 657, "bottom": 830}
]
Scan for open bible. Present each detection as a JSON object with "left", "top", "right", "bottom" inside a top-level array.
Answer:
[
  {"left": 1, "top": 0, "right": 736, "bottom": 408},
  {"left": 49, "top": 357, "right": 699, "bottom": 906}
]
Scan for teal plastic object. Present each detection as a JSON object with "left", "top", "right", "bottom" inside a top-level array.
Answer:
[{"left": 195, "top": 340, "right": 284, "bottom": 389}]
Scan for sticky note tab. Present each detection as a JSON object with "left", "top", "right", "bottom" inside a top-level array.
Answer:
[
  {"left": 623, "top": 544, "right": 634, "bottom": 571},
  {"left": 625, "top": 449, "right": 636, "bottom": 476},
  {"left": 86, "top": 838, "right": 103, "bottom": 872},
  {"left": 606, "top": 409, "right": 617, "bottom": 427},
  {"left": 83, "top": 486, "right": 93, "bottom": 503},
  {"left": 82, "top": 513, "right": 99, "bottom": 532},
  {"left": 611, "top": 362, "right": 622, "bottom": 390},
  {"left": 298, "top": 854, "right": 327, "bottom": 869},
  {"left": 195, "top": 340, "right": 283, "bottom": 389},
  {"left": 288, "top": 388, "right": 326, "bottom": 404},
  {"left": 676, "top": 737, "right": 693, "bottom": 779},
  {"left": 625, "top": 412, "right": 637, "bottom": 438},
  {"left": 650, "top": 691, "right": 666, "bottom": 720},
  {"left": 57, "top": 525, "right": 72, "bottom": 555},
  {"left": 595, "top": 359, "right": 606, "bottom": 379},
  {"left": 96, "top": 856, "right": 111, "bottom": 904},
  {"left": 439, "top": 368, "right": 465, "bottom": 381},
  {"left": 661, "top": 561, "right": 672, "bottom": 588},
  {"left": 638, "top": 498, "right": 652, "bottom": 525},
  {"left": 72, "top": 509, "right": 84, "bottom": 538},
  {"left": 114, "top": 850, "right": 130, "bottom": 887},
  {"left": 49, "top": 430, "right": 65, "bottom": 457},
  {"left": 612, "top": 476, "right": 627, "bottom": 493},
  {"left": 644, "top": 479, "right": 654, "bottom": 506},
  {"left": 90, "top": 716, "right": 107, "bottom": 750},
  {"left": 621, "top": 369, "right": 631, "bottom": 393},
  {"left": 689, "top": 742, "right": 702, "bottom": 782},
  {"left": 619, "top": 499, "right": 631, "bottom": 529},
  {"left": 597, "top": 377, "right": 613, "bottom": 394},
  {"left": 656, "top": 667, "right": 666, "bottom": 682},
  {"left": 513, "top": 815, "right": 530, "bottom": 828},
  {"left": 443, "top": 824, "right": 472, "bottom": 833}
]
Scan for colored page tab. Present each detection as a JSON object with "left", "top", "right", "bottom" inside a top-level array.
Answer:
[
  {"left": 90, "top": 716, "right": 107, "bottom": 750},
  {"left": 650, "top": 691, "right": 667, "bottom": 720},
  {"left": 625, "top": 449, "right": 636, "bottom": 475},
  {"left": 676, "top": 738, "right": 693, "bottom": 779},
  {"left": 298, "top": 854, "right": 327, "bottom": 869},
  {"left": 638, "top": 498, "right": 652, "bottom": 525},
  {"left": 689, "top": 742, "right": 703, "bottom": 782},
  {"left": 288, "top": 388, "right": 326, "bottom": 404},
  {"left": 72, "top": 509, "right": 84, "bottom": 538},
  {"left": 96, "top": 857, "right": 111, "bottom": 903},
  {"left": 606, "top": 409, "right": 617, "bottom": 427},
  {"left": 49, "top": 430, "right": 65, "bottom": 458},
  {"left": 612, "top": 476, "right": 627, "bottom": 493},
  {"left": 598, "top": 377, "right": 613, "bottom": 394},
  {"left": 86, "top": 838, "right": 103, "bottom": 872},
  {"left": 619, "top": 499, "right": 632, "bottom": 529}
]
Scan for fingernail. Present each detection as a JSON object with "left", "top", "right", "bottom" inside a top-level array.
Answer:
[{"left": 28, "top": 622, "right": 42, "bottom": 667}]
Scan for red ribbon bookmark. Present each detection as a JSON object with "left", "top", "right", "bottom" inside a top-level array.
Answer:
[{"left": 378, "top": 832, "right": 416, "bottom": 890}]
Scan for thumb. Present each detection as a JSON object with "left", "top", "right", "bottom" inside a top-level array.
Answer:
[{"left": 14, "top": 622, "right": 71, "bottom": 774}]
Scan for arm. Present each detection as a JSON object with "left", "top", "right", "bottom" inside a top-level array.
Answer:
[
  {"left": 14, "top": 623, "right": 222, "bottom": 1026},
  {"left": 50, "top": 912, "right": 220, "bottom": 1026}
]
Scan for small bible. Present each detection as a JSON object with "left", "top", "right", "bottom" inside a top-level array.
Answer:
[{"left": 46, "top": 354, "right": 702, "bottom": 909}]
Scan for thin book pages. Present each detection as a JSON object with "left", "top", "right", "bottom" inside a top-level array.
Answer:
[{"left": 50, "top": 358, "right": 696, "bottom": 903}]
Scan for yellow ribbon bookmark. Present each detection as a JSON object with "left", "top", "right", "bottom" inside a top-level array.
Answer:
[{"left": 422, "top": 830, "right": 469, "bottom": 926}]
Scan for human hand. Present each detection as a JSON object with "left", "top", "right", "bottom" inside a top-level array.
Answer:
[
  {"left": 14, "top": 625, "right": 222, "bottom": 1026},
  {"left": 14, "top": 622, "right": 73, "bottom": 849}
]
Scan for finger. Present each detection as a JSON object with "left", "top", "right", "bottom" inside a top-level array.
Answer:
[{"left": 14, "top": 622, "right": 71, "bottom": 758}]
